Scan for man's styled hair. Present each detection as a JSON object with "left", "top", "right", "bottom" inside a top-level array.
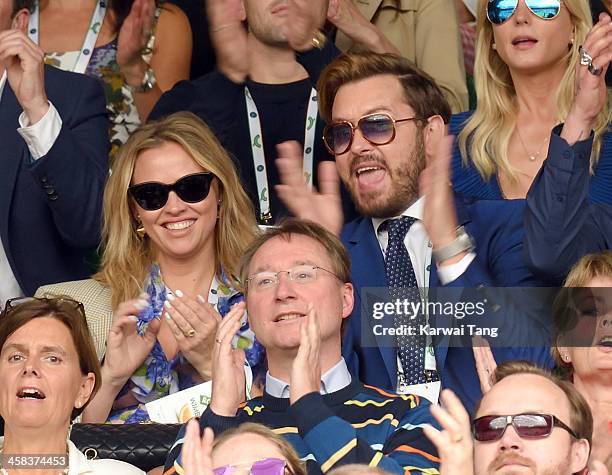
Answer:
[
  {"left": 13, "top": 0, "right": 34, "bottom": 16},
  {"left": 238, "top": 218, "right": 351, "bottom": 295},
  {"left": 482, "top": 361, "right": 593, "bottom": 449},
  {"left": 317, "top": 52, "right": 451, "bottom": 125}
]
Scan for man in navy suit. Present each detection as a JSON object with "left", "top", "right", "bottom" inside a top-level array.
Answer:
[
  {"left": 0, "top": 0, "right": 109, "bottom": 303},
  {"left": 276, "top": 52, "right": 552, "bottom": 414}
]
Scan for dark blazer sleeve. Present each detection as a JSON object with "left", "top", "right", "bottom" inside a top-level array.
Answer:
[
  {"left": 524, "top": 128, "right": 603, "bottom": 282},
  {"left": 26, "top": 68, "right": 109, "bottom": 248}
]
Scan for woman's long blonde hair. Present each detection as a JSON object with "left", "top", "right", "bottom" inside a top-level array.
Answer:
[
  {"left": 95, "top": 112, "right": 258, "bottom": 307},
  {"left": 458, "top": 0, "right": 609, "bottom": 181}
]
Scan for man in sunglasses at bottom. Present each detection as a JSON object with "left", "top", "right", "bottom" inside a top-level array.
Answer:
[{"left": 473, "top": 361, "right": 594, "bottom": 475}]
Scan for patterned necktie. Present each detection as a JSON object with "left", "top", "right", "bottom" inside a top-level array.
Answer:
[{"left": 382, "top": 217, "right": 429, "bottom": 385}]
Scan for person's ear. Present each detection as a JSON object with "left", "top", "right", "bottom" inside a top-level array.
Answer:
[
  {"left": 341, "top": 282, "right": 354, "bottom": 319},
  {"left": 11, "top": 8, "right": 29, "bottom": 31},
  {"left": 423, "top": 115, "right": 446, "bottom": 162},
  {"left": 75, "top": 372, "right": 96, "bottom": 409},
  {"left": 569, "top": 438, "right": 590, "bottom": 475}
]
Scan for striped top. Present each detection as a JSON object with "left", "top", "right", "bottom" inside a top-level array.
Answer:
[{"left": 163, "top": 379, "right": 440, "bottom": 475}]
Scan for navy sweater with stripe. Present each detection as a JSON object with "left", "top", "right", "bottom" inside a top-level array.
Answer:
[{"left": 164, "top": 379, "right": 440, "bottom": 474}]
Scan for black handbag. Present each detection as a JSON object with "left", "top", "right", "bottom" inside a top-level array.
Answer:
[{"left": 70, "top": 423, "right": 182, "bottom": 472}]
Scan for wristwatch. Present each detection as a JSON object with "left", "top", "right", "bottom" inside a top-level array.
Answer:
[
  {"left": 126, "top": 66, "right": 157, "bottom": 93},
  {"left": 432, "top": 226, "right": 475, "bottom": 263}
]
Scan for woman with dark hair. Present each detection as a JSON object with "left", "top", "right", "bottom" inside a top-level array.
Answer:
[
  {"left": 0, "top": 297, "right": 143, "bottom": 474},
  {"left": 28, "top": 0, "right": 191, "bottom": 153}
]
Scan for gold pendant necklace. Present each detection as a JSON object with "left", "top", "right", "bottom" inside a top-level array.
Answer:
[{"left": 515, "top": 126, "right": 548, "bottom": 162}]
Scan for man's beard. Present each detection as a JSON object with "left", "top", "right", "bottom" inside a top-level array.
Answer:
[
  {"left": 346, "top": 131, "right": 425, "bottom": 219},
  {"left": 482, "top": 451, "right": 574, "bottom": 475}
]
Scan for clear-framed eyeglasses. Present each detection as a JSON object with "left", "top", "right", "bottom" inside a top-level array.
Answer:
[{"left": 246, "top": 265, "right": 341, "bottom": 292}]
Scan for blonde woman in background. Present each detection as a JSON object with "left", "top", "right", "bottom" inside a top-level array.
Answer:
[
  {"left": 450, "top": 0, "right": 611, "bottom": 201},
  {"left": 38, "top": 112, "right": 264, "bottom": 423}
]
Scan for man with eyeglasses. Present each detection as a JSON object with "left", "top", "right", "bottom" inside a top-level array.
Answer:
[
  {"left": 472, "top": 361, "right": 595, "bottom": 475},
  {"left": 164, "top": 219, "right": 440, "bottom": 475},
  {"left": 276, "top": 51, "right": 554, "bottom": 415}
]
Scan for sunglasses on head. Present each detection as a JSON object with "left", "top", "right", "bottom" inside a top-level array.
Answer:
[
  {"left": 128, "top": 172, "right": 214, "bottom": 211},
  {"left": 473, "top": 413, "right": 579, "bottom": 442},
  {"left": 487, "top": 0, "right": 561, "bottom": 24},
  {"left": 212, "top": 457, "right": 287, "bottom": 475},
  {"left": 323, "top": 112, "right": 424, "bottom": 155}
]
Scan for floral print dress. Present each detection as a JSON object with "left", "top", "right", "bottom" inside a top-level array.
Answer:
[{"left": 107, "top": 264, "right": 265, "bottom": 423}]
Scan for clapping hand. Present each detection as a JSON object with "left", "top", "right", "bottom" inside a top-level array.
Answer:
[
  {"left": 472, "top": 336, "right": 497, "bottom": 394},
  {"left": 289, "top": 304, "right": 322, "bottom": 405},
  {"left": 281, "top": 0, "right": 328, "bottom": 51},
  {"left": 182, "top": 419, "right": 215, "bottom": 475},
  {"left": 0, "top": 29, "right": 48, "bottom": 123},
  {"left": 420, "top": 133, "right": 462, "bottom": 265},
  {"left": 276, "top": 141, "right": 343, "bottom": 236},
  {"left": 103, "top": 295, "right": 161, "bottom": 387},
  {"left": 209, "top": 302, "right": 247, "bottom": 417},
  {"left": 563, "top": 13, "right": 612, "bottom": 143},
  {"left": 117, "top": 0, "right": 156, "bottom": 83},
  {"left": 164, "top": 291, "right": 222, "bottom": 380},
  {"left": 423, "top": 389, "right": 474, "bottom": 475},
  {"left": 206, "top": 0, "right": 248, "bottom": 83}
]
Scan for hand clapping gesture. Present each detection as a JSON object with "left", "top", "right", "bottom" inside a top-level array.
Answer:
[
  {"left": 103, "top": 295, "right": 161, "bottom": 387},
  {"left": 0, "top": 28, "right": 49, "bottom": 123},
  {"left": 182, "top": 419, "right": 215, "bottom": 475},
  {"left": 276, "top": 141, "right": 344, "bottom": 236},
  {"left": 117, "top": 0, "right": 156, "bottom": 83},
  {"left": 164, "top": 291, "right": 222, "bottom": 380},
  {"left": 209, "top": 302, "right": 247, "bottom": 417},
  {"left": 289, "top": 304, "right": 322, "bottom": 405},
  {"left": 423, "top": 389, "right": 474, "bottom": 475}
]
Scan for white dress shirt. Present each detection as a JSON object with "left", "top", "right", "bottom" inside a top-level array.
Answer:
[
  {"left": 371, "top": 197, "right": 476, "bottom": 401},
  {"left": 265, "top": 357, "right": 352, "bottom": 399},
  {"left": 0, "top": 72, "right": 63, "bottom": 305}
]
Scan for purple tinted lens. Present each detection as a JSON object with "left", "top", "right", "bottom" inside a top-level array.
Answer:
[
  {"left": 513, "top": 414, "right": 552, "bottom": 438},
  {"left": 251, "top": 458, "right": 287, "bottom": 475},
  {"left": 359, "top": 114, "right": 394, "bottom": 144},
  {"left": 474, "top": 415, "right": 505, "bottom": 441},
  {"left": 212, "top": 467, "right": 233, "bottom": 475},
  {"left": 326, "top": 123, "right": 352, "bottom": 154}
]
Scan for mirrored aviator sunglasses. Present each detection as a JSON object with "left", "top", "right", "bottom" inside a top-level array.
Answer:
[
  {"left": 128, "top": 172, "right": 214, "bottom": 211},
  {"left": 487, "top": 0, "right": 561, "bottom": 24},
  {"left": 212, "top": 458, "right": 287, "bottom": 475}
]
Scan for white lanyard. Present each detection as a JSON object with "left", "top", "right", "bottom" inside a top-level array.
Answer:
[
  {"left": 29, "top": 0, "right": 107, "bottom": 74},
  {"left": 245, "top": 86, "right": 318, "bottom": 224}
]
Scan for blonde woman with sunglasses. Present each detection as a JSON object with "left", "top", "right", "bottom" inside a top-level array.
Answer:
[{"left": 450, "top": 0, "right": 611, "bottom": 202}]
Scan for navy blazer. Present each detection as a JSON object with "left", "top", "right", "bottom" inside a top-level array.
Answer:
[
  {"left": 341, "top": 196, "right": 554, "bottom": 414},
  {"left": 0, "top": 65, "right": 109, "bottom": 296}
]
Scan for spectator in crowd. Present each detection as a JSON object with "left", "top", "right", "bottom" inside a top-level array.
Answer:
[
  {"left": 554, "top": 252, "right": 612, "bottom": 471},
  {"left": 333, "top": 0, "right": 469, "bottom": 113},
  {"left": 149, "top": 0, "right": 388, "bottom": 225},
  {"left": 473, "top": 361, "right": 598, "bottom": 475},
  {"left": 37, "top": 112, "right": 264, "bottom": 423},
  {"left": 181, "top": 421, "right": 307, "bottom": 475},
  {"left": 523, "top": 34, "right": 611, "bottom": 281},
  {"left": 0, "top": 297, "right": 143, "bottom": 474},
  {"left": 0, "top": 0, "right": 109, "bottom": 304},
  {"left": 30, "top": 0, "right": 192, "bottom": 152},
  {"left": 276, "top": 52, "right": 553, "bottom": 414},
  {"left": 454, "top": 0, "right": 478, "bottom": 108},
  {"left": 165, "top": 220, "right": 441, "bottom": 475},
  {"left": 591, "top": 0, "right": 612, "bottom": 88},
  {"left": 452, "top": 0, "right": 611, "bottom": 201}
]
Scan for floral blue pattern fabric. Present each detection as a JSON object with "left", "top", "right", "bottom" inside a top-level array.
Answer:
[{"left": 107, "top": 263, "right": 265, "bottom": 423}]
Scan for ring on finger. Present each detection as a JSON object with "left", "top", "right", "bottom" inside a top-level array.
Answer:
[
  {"left": 185, "top": 328, "right": 196, "bottom": 338},
  {"left": 588, "top": 61, "right": 603, "bottom": 76},
  {"left": 579, "top": 45, "right": 593, "bottom": 66}
]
